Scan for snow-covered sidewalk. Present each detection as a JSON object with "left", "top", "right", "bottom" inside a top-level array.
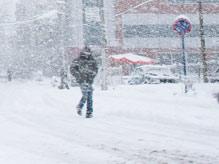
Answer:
[{"left": 0, "top": 81, "right": 219, "bottom": 164}]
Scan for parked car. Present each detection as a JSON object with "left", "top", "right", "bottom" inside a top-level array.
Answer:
[
  {"left": 128, "top": 75, "right": 145, "bottom": 85},
  {"left": 133, "top": 65, "right": 179, "bottom": 84}
]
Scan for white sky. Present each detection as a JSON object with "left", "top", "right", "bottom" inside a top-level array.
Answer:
[{"left": 0, "top": 0, "right": 17, "bottom": 16}]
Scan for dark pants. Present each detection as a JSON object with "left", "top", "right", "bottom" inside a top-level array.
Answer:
[{"left": 77, "top": 83, "right": 93, "bottom": 113}]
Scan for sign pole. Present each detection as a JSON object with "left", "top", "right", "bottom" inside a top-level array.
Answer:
[
  {"left": 181, "top": 35, "right": 188, "bottom": 93},
  {"left": 173, "top": 15, "right": 192, "bottom": 94}
]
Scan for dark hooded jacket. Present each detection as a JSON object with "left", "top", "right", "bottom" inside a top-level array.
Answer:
[{"left": 70, "top": 50, "right": 98, "bottom": 84}]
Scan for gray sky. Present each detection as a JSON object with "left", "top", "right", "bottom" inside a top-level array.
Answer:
[{"left": 0, "top": 0, "right": 17, "bottom": 15}]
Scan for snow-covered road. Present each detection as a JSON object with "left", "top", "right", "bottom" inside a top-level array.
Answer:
[{"left": 0, "top": 81, "right": 219, "bottom": 164}]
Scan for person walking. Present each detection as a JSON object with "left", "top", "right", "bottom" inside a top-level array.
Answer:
[{"left": 70, "top": 46, "right": 98, "bottom": 118}]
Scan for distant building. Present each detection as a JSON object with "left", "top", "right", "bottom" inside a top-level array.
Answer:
[
  {"left": 112, "top": 0, "right": 219, "bottom": 64},
  {"left": 68, "top": 0, "right": 219, "bottom": 66},
  {"left": 15, "top": 0, "right": 219, "bottom": 68}
]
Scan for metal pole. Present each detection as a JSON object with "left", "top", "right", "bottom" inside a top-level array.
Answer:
[
  {"left": 182, "top": 35, "right": 187, "bottom": 77},
  {"left": 181, "top": 35, "right": 188, "bottom": 93}
]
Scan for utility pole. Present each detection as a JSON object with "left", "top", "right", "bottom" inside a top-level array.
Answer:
[{"left": 198, "top": 1, "right": 208, "bottom": 83}]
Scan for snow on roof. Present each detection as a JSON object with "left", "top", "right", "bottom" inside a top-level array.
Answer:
[{"left": 110, "top": 53, "right": 154, "bottom": 64}]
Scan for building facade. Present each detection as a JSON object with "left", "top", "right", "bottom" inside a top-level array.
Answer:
[
  {"left": 67, "top": 0, "right": 219, "bottom": 66},
  {"left": 14, "top": 0, "right": 219, "bottom": 76},
  {"left": 113, "top": 0, "right": 219, "bottom": 64}
]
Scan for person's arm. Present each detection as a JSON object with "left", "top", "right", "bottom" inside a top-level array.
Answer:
[{"left": 70, "top": 60, "right": 80, "bottom": 80}]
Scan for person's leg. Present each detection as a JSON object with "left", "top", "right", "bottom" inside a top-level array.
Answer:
[
  {"left": 77, "top": 84, "right": 88, "bottom": 115},
  {"left": 86, "top": 84, "right": 93, "bottom": 118},
  {"left": 87, "top": 91, "right": 93, "bottom": 113}
]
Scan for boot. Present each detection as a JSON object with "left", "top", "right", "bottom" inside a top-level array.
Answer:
[{"left": 86, "top": 111, "right": 93, "bottom": 118}]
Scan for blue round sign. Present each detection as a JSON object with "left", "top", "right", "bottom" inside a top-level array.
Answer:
[{"left": 173, "top": 18, "right": 192, "bottom": 35}]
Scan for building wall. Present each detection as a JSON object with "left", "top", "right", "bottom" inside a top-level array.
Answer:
[
  {"left": 122, "top": 13, "right": 219, "bottom": 49},
  {"left": 110, "top": 0, "right": 219, "bottom": 63}
]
